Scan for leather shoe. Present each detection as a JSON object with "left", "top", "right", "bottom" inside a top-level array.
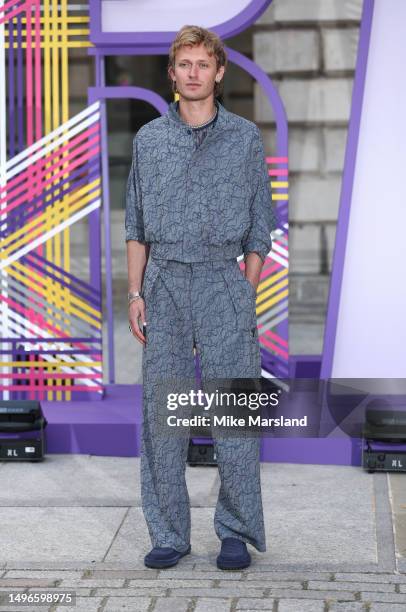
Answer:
[
  {"left": 144, "top": 544, "right": 191, "bottom": 569},
  {"left": 216, "top": 537, "right": 251, "bottom": 570}
]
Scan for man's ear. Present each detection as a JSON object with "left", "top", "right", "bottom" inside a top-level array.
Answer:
[{"left": 216, "top": 65, "right": 226, "bottom": 81}]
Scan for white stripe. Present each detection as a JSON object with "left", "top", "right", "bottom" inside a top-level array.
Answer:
[
  {"left": 5, "top": 102, "right": 100, "bottom": 173},
  {"left": 0, "top": 199, "right": 101, "bottom": 271},
  {"left": 5, "top": 112, "right": 100, "bottom": 183},
  {"left": 0, "top": 0, "right": 9, "bottom": 400},
  {"left": 3, "top": 311, "right": 102, "bottom": 388},
  {"left": 268, "top": 251, "right": 288, "bottom": 268},
  {"left": 271, "top": 242, "right": 289, "bottom": 258}
]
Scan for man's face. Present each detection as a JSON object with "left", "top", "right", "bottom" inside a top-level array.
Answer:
[{"left": 169, "top": 43, "right": 225, "bottom": 102}]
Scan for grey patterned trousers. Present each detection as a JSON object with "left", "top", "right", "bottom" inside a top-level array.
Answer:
[{"left": 140, "top": 256, "right": 266, "bottom": 553}]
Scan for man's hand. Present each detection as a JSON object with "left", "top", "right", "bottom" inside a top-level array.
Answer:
[{"left": 128, "top": 298, "right": 147, "bottom": 346}]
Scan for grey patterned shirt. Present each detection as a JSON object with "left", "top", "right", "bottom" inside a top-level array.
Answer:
[{"left": 125, "top": 99, "right": 278, "bottom": 263}]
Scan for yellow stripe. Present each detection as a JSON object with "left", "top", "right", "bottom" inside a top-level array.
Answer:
[
  {"left": 256, "top": 289, "right": 289, "bottom": 316},
  {"left": 257, "top": 277, "right": 288, "bottom": 306},
  {"left": 5, "top": 28, "right": 90, "bottom": 36},
  {"left": 271, "top": 181, "right": 288, "bottom": 188},
  {"left": 272, "top": 194, "right": 289, "bottom": 200},
  {"left": 18, "top": 16, "right": 89, "bottom": 23},
  {"left": 61, "top": 0, "right": 71, "bottom": 399},
  {"left": 0, "top": 181, "right": 101, "bottom": 252},
  {"left": 258, "top": 268, "right": 287, "bottom": 292},
  {"left": 5, "top": 262, "right": 102, "bottom": 321},
  {"left": 5, "top": 41, "right": 92, "bottom": 48}
]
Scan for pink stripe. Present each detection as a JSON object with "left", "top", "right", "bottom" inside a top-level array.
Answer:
[
  {"left": 264, "top": 329, "right": 289, "bottom": 348},
  {"left": 25, "top": 0, "right": 33, "bottom": 147},
  {"left": 261, "top": 263, "right": 280, "bottom": 281},
  {"left": 0, "top": 1, "right": 27, "bottom": 24},
  {"left": 268, "top": 169, "right": 288, "bottom": 176},
  {"left": 0, "top": 295, "right": 100, "bottom": 354},
  {"left": 266, "top": 157, "right": 288, "bottom": 163},
  {"left": 259, "top": 336, "right": 289, "bottom": 360},
  {"left": 1, "top": 138, "right": 100, "bottom": 217},
  {"left": 0, "top": 385, "right": 104, "bottom": 392},
  {"left": 34, "top": 0, "right": 42, "bottom": 140},
  {"left": 1, "top": 124, "right": 99, "bottom": 202},
  {"left": 0, "top": 373, "right": 102, "bottom": 379}
]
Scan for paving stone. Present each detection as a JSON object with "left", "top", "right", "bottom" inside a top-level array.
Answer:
[
  {"left": 0, "top": 578, "right": 57, "bottom": 587},
  {"left": 369, "top": 605, "right": 406, "bottom": 612},
  {"left": 335, "top": 573, "right": 406, "bottom": 584},
  {"left": 308, "top": 580, "right": 395, "bottom": 592},
  {"left": 54, "top": 597, "right": 104, "bottom": 612},
  {"left": 193, "top": 598, "right": 232, "bottom": 612},
  {"left": 158, "top": 570, "right": 242, "bottom": 580},
  {"left": 4, "top": 570, "right": 83, "bottom": 581},
  {"left": 278, "top": 599, "right": 325, "bottom": 612},
  {"left": 246, "top": 571, "right": 333, "bottom": 581},
  {"left": 59, "top": 577, "right": 125, "bottom": 587},
  {"left": 235, "top": 600, "right": 275, "bottom": 610},
  {"left": 361, "top": 592, "right": 406, "bottom": 603},
  {"left": 103, "top": 596, "right": 152, "bottom": 611},
  {"left": 86, "top": 569, "right": 158, "bottom": 579},
  {"left": 329, "top": 603, "right": 367, "bottom": 611},
  {"left": 169, "top": 587, "right": 266, "bottom": 598},
  {"left": 128, "top": 578, "right": 214, "bottom": 589},
  {"left": 95, "top": 587, "right": 167, "bottom": 597},
  {"left": 217, "top": 580, "right": 303, "bottom": 590}
]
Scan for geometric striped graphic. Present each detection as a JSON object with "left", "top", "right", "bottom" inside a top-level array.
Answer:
[
  {"left": 0, "top": 1, "right": 103, "bottom": 400},
  {"left": 254, "top": 156, "right": 289, "bottom": 377},
  {"left": 0, "top": 103, "right": 103, "bottom": 400}
]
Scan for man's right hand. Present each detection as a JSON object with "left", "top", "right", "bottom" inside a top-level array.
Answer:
[{"left": 128, "top": 298, "right": 147, "bottom": 346}]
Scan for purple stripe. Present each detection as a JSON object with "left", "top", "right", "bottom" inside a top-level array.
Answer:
[
  {"left": 21, "top": 254, "right": 101, "bottom": 307},
  {"left": 28, "top": 251, "right": 101, "bottom": 298},
  {"left": 8, "top": 8, "right": 15, "bottom": 158},
  {"left": 1, "top": 159, "right": 100, "bottom": 240},
  {"left": 16, "top": 12, "right": 23, "bottom": 153},
  {"left": 320, "top": 0, "right": 375, "bottom": 379}
]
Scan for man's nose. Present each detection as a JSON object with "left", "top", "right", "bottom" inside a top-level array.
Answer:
[{"left": 189, "top": 64, "right": 199, "bottom": 78}]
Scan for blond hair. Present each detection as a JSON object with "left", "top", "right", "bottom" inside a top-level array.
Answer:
[{"left": 168, "top": 25, "right": 227, "bottom": 97}]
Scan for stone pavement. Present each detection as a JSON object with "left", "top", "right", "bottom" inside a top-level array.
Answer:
[{"left": 0, "top": 457, "right": 405, "bottom": 612}]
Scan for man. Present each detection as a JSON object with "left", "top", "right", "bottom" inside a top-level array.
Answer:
[{"left": 125, "top": 25, "right": 278, "bottom": 570}]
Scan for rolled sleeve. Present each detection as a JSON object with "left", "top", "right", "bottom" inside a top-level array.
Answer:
[
  {"left": 242, "top": 127, "right": 279, "bottom": 263},
  {"left": 125, "top": 135, "right": 145, "bottom": 243}
]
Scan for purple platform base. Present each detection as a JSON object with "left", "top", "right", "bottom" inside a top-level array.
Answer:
[{"left": 38, "top": 382, "right": 362, "bottom": 466}]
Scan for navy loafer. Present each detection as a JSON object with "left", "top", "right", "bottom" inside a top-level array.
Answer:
[
  {"left": 144, "top": 544, "right": 191, "bottom": 569},
  {"left": 216, "top": 537, "right": 251, "bottom": 570}
]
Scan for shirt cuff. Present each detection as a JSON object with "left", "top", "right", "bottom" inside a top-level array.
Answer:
[
  {"left": 125, "top": 225, "right": 145, "bottom": 243},
  {"left": 243, "top": 238, "right": 272, "bottom": 263}
]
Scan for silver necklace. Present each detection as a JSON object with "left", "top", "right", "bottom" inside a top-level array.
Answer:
[{"left": 186, "top": 107, "right": 218, "bottom": 129}]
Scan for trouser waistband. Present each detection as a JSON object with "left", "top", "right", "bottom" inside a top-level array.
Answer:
[
  {"left": 149, "top": 241, "right": 242, "bottom": 262},
  {"left": 150, "top": 256, "right": 238, "bottom": 276}
]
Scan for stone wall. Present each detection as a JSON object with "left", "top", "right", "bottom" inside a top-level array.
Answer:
[{"left": 253, "top": 0, "right": 363, "bottom": 352}]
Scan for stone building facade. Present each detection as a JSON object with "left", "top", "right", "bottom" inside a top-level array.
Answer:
[{"left": 253, "top": 0, "right": 362, "bottom": 353}]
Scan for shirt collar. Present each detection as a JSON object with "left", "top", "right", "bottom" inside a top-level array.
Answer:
[{"left": 167, "top": 98, "right": 229, "bottom": 132}]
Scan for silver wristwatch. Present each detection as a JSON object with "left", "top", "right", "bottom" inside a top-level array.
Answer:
[{"left": 128, "top": 290, "right": 141, "bottom": 305}]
